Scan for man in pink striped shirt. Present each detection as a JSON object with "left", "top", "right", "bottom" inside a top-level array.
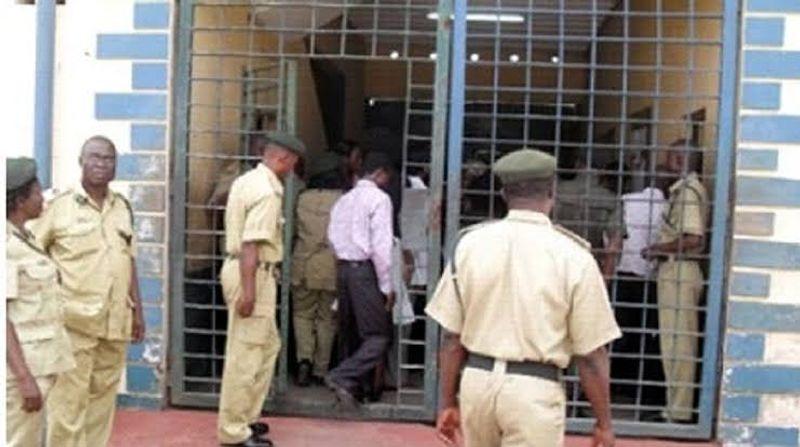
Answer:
[{"left": 325, "top": 152, "right": 395, "bottom": 407}]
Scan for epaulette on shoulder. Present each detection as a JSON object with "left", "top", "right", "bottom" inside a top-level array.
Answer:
[
  {"left": 554, "top": 224, "right": 591, "bottom": 251},
  {"left": 114, "top": 192, "right": 134, "bottom": 224}
]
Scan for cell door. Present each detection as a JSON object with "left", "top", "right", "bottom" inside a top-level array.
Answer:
[{"left": 169, "top": 0, "right": 454, "bottom": 421}]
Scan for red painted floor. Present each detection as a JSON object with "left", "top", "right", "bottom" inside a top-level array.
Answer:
[{"left": 108, "top": 409, "right": 718, "bottom": 447}]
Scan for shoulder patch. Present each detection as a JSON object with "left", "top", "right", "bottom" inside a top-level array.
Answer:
[{"left": 554, "top": 224, "right": 591, "bottom": 251}]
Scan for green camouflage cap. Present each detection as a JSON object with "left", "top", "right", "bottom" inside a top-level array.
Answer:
[
  {"left": 308, "top": 152, "right": 343, "bottom": 178},
  {"left": 6, "top": 157, "right": 38, "bottom": 192},
  {"left": 494, "top": 148, "right": 556, "bottom": 184},
  {"left": 266, "top": 131, "right": 307, "bottom": 157}
]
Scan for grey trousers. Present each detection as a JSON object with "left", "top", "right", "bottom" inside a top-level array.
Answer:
[{"left": 329, "top": 261, "right": 392, "bottom": 392}]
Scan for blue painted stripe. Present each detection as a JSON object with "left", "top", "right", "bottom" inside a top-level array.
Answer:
[
  {"left": 742, "top": 83, "right": 781, "bottom": 110},
  {"left": 134, "top": 3, "right": 170, "bottom": 30},
  {"left": 725, "top": 333, "right": 765, "bottom": 361},
  {"left": 755, "top": 427, "right": 800, "bottom": 446},
  {"left": 132, "top": 63, "right": 168, "bottom": 90},
  {"left": 127, "top": 342, "right": 144, "bottom": 362},
  {"left": 117, "top": 394, "right": 162, "bottom": 410},
  {"left": 721, "top": 395, "right": 760, "bottom": 422},
  {"left": 95, "top": 94, "right": 167, "bottom": 120},
  {"left": 131, "top": 124, "right": 166, "bottom": 151},
  {"left": 97, "top": 34, "right": 168, "bottom": 60},
  {"left": 139, "top": 277, "right": 163, "bottom": 303},
  {"left": 143, "top": 306, "right": 163, "bottom": 333},
  {"left": 117, "top": 154, "right": 166, "bottom": 181},
  {"left": 136, "top": 246, "right": 164, "bottom": 277},
  {"left": 126, "top": 364, "right": 159, "bottom": 393},
  {"left": 736, "top": 176, "right": 800, "bottom": 207},
  {"left": 748, "top": 0, "right": 800, "bottom": 12},
  {"left": 741, "top": 116, "right": 800, "bottom": 143},
  {"left": 730, "top": 272, "right": 770, "bottom": 297},
  {"left": 737, "top": 149, "right": 779, "bottom": 170},
  {"left": 745, "top": 17, "right": 785, "bottom": 46},
  {"left": 729, "top": 301, "right": 800, "bottom": 332},
  {"left": 744, "top": 51, "right": 800, "bottom": 79},
  {"left": 727, "top": 365, "right": 800, "bottom": 393},
  {"left": 734, "top": 239, "right": 800, "bottom": 270}
]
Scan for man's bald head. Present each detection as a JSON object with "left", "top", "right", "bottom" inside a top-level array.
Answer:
[{"left": 79, "top": 135, "right": 117, "bottom": 188}]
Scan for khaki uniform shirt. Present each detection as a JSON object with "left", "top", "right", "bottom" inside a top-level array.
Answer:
[
  {"left": 426, "top": 210, "right": 621, "bottom": 369},
  {"left": 224, "top": 163, "right": 284, "bottom": 264},
  {"left": 556, "top": 174, "right": 622, "bottom": 250},
  {"left": 658, "top": 172, "right": 708, "bottom": 248},
  {"left": 32, "top": 187, "right": 136, "bottom": 341},
  {"left": 6, "top": 223, "right": 75, "bottom": 377},
  {"left": 291, "top": 189, "right": 342, "bottom": 292}
]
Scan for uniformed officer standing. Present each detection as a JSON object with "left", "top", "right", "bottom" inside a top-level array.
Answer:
[
  {"left": 291, "top": 152, "right": 343, "bottom": 387},
  {"left": 642, "top": 141, "right": 708, "bottom": 423},
  {"left": 6, "top": 158, "right": 76, "bottom": 447},
  {"left": 426, "top": 149, "right": 621, "bottom": 447},
  {"left": 217, "top": 132, "right": 304, "bottom": 447},
  {"left": 33, "top": 136, "right": 146, "bottom": 447}
]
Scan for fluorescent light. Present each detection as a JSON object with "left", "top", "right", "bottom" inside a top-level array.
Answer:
[
  {"left": 390, "top": 50, "right": 400, "bottom": 59},
  {"left": 470, "top": 53, "right": 480, "bottom": 62},
  {"left": 509, "top": 54, "right": 520, "bottom": 63},
  {"left": 429, "top": 52, "right": 437, "bottom": 60},
  {"left": 426, "top": 12, "right": 524, "bottom": 23},
  {"left": 550, "top": 55, "right": 560, "bottom": 64}
]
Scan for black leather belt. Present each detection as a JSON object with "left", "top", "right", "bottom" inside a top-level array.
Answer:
[
  {"left": 466, "top": 352, "right": 561, "bottom": 382},
  {"left": 337, "top": 259, "right": 371, "bottom": 268}
]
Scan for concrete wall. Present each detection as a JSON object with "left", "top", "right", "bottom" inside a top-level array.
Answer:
[{"left": 718, "top": 0, "right": 800, "bottom": 445}]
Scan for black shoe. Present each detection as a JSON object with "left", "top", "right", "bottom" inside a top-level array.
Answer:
[
  {"left": 249, "top": 421, "right": 269, "bottom": 436},
  {"left": 324, "top": 375, "right": 359, "bottom": 409},
  {"left": 296, "top": 360, "right": 312, "bottom": 387},
  {"left": 224, "top": 434, "right": 274, "bottom": 447}
]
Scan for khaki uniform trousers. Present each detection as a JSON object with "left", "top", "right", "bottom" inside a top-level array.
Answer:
[
  {"left": 459, "top": 363, "right": 566, "bottom": 447},
  {"left": 218, "top": 269, "right": 281, "bottom": 445},
  {"left": 292, "top": 285, "right": 337, "bottom": 377},
  {"left": 657, "top": 260, "right": 703, "bottom": 422},
  {"left": 46, "top": 329, "right": 127, "bottom": 447},
  {"left": 6, "top": 375, "right": 55, "bottom": 447}
]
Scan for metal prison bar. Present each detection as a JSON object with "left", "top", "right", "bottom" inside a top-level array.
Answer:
[{"left": 169, "top": 0, "right": 739, "bottom": 439}]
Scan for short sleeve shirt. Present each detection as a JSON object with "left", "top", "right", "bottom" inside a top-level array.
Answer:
[
  {"left": 425, "top": 210, "right": 621, "bottom": 368},
  {"left": 6, "top": 223, "right": 75, "bottom": 377},
  {"left": 224, "top": 163, "right": 284, "bottom": 263},
  {"left": 658, "top": 172, "right": 708, "bottom": 246},
  {"left": 31, "top": 187, "right": 136, "bottom": 341}
]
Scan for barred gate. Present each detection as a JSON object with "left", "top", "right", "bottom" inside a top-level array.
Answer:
[{"left": 170, "top": 0, "right": 739, "bottom": 438}]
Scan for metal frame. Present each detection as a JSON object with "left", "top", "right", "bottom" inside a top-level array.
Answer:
[{"left": 169, "top": 0, "right": 741, "bottom": 438}]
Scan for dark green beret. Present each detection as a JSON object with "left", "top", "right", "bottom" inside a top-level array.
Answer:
[
  {"left": 308, "top": 152, "right": 343, "bottom": 178},
  {"left": 6, "top": 157, "right": 38, "bottom": 192},
  {"left": 494, "top": 148, "right": 556, "bottom": 184},
  {"left": 266, "top": 131, "right": 307, "bottom": 157}
]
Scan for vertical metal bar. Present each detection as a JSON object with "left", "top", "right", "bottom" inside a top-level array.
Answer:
[
  {"left": 33, "top": 0, "right": 57, "bottom": 189},
  {"left": 697, "top": 0, "right": 740, "bottom": 436},
  {"left": 169, "top": 0, "right": 196, "bottom": 404},
  {"left": 444, "top": 0, "right": 466, "bottom": 259},
  {"left": 277, "top": 59, "right": 298, "bottom": 394},
  {"left": 425, "top": 0, "right": 454, "bottom": 415}
]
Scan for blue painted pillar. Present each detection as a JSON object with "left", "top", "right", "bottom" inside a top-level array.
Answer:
[{"left": 33, "top": 0, "right": 57, "bottom": 188}]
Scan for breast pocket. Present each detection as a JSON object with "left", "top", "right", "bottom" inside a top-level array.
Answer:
[
  {"left": 13, "top": 263, "right": 60, "bottom": 323},
  {"left": 59, "top": 223, "right": 101, "bottom": 258}
]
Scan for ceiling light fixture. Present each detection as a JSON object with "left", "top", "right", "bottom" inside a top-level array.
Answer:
[
  {"left": 509, "top": 54, "right": 520, "bottom": 63},
  {"left": 390, "top": 50, "right": 400, "bottom": 59},
  {"left": 550, "top": 55, "right": 560, "bottom": 64},
  {"left": 429, "top": 52, "right": 437, "bottom": 60},
  {"left": 426, "top": 12, "right": 524, "bottom": 23},
  {"left": 470, "top": 53, "right": 480, "bottom": 62}
]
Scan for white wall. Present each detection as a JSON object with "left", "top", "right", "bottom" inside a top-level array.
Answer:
[{"left": 0, "top": 3, "right": 37, "bottom": 158}]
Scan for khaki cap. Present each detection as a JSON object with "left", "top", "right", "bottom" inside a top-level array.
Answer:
[
  {"left": 266, "top": 131, "right": 307, "bottom": 157},
  {"left": 6, "top": 157, "right": 38, "bottom": 192},
  {"left": 494, "top": 148, "right": 556, "bottom": 184}
]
